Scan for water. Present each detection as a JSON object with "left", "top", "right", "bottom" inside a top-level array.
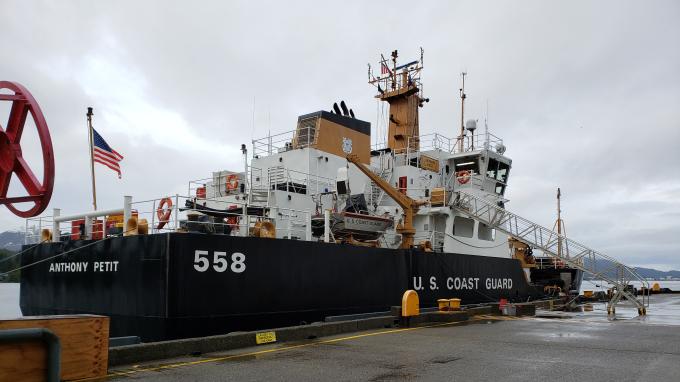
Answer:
[
  {"left": 0, "top": 283, "right": 21, "bottom": 319},
  {"left": 580, "top": 280, "right": 680, "bottom": 294}
]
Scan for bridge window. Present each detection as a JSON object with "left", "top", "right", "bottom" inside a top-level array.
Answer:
[
  {"left": 496, "top": 161, "right": 510, "bottom": 183},
  {"left": 452, "top": 216, "right": 474, "bottom": 238},
  {"left": 486, "top": 158, "right": 510, "bottom": 184},
  {"left": 487, "top": 158, "right": 498, "bottom": 179},
  {"left": 454, "top": 156, "right": 479, "bottom": 175},
  {"left": 478, "top": 223, "right": 495, "bottom": 241}
]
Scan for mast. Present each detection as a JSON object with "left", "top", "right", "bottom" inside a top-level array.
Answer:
[
  {"left": 368, "top": 48, "right": 428, "bottom": 153},
  {"left": 556, "top": 188, "right": 565, "bottom": 258},
  {"left": 459, "top": 72, "right": 467, "bottom": 151},
  {"left": 87, "top": 107, "right": 97, "bottom": 210}
]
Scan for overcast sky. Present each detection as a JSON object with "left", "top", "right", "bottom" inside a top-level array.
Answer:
[{"left": 1, "top": 1, "right": 678, "bottom": 270}]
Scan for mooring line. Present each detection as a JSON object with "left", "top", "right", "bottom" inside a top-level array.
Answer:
[{"left": 2, "top": 228, "right": 138, "bottom": 275}]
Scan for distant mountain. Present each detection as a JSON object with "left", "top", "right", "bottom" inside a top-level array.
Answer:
[
  {"left": 0, "top": 231, "right": 24, "bottom": 252},
  {"left": 582, "top": 258, "right": 680, "bottom": 280},
  {"left": 633, "top": 267, "right": 680, "bottom": 280}
]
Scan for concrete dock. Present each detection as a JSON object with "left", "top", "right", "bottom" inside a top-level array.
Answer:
[{"left": 105, "top": 295, "right": 680, "bottom": 382}]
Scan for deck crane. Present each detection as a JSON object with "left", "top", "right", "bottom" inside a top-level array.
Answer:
[{"left": 346, "top": 154, "right": 427, "bottom": 249}]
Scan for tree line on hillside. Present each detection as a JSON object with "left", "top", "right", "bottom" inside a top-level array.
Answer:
[{"left": 0, "top": 249, "right": 20, "bottom": 282}]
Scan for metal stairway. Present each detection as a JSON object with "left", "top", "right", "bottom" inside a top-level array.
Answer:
[
  {"left": 452, "top": 190, "right": 649, "bottom": 314},
  {"left": 367, "top": 168, "right": 392, "bottom": 209}
]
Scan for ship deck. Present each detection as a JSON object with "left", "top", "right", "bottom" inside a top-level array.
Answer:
[{"left": 107, "top": 294, "right": 680, "bottom": 381}]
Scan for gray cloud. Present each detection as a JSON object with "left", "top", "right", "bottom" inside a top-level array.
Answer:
[{"left": 1, "top": 0, "right": 678, "bottom": 269}]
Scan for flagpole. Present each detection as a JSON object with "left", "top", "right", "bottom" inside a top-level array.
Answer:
[{"left": 87, "top": 107, "right": 98, "bottom": 210}]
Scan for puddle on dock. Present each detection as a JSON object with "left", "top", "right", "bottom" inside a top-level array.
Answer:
[{"left": 535, "top": 293, "right": 680, "bottom": 325}]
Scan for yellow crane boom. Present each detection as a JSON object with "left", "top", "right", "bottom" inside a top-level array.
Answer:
[{"left": 346, "top": 154, "right": 425, "bottom": 249}]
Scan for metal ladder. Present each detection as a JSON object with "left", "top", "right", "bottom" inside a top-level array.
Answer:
[
  {"left": 453, "top": 190, "right": 649, "bottom": 315},
  {"left": 368, "top": 168, "right": 392, "bottom": 209}
]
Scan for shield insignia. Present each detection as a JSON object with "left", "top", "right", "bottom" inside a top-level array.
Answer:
[{"left": 342, "top": 137, "right": 353, "bottom": 154}]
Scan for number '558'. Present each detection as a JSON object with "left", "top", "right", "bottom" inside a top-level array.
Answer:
[{"left": 193, "top": 250, "right": 246, "bottom": 273}]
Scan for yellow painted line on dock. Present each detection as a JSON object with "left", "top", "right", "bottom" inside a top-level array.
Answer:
[
  {"left": 475, "top": 314, "right": 523, "bottom": 321},
  {"left": 75, "top": 319, "right": 478, "bottom": 381}
]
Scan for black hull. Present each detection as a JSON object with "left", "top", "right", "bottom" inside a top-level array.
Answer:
[{"left": 20, "top": 233, "right": 543, "bottom": 341}]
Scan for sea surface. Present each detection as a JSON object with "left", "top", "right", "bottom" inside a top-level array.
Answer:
[
  {"left": 0, "top": 283, "right": 21, "bottom": 319},
  {"left": 2, "top": 281, "right": 680, "bottom": 319},
  {"left": 579, "top": 280, "right": 680, "bottom": 294}
]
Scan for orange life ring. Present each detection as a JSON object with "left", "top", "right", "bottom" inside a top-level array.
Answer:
[
  {"left": 553, "top": 258, "right": 565, "bottom": 268},
  {"left": 156, "top": 197, "right": 173, "bottom": 230},
  {"left": 226, "top": 174, "right": 239, "bottom": 191},
  {"left": 456, "top": 170, "right": 471, "bottom": 184}
]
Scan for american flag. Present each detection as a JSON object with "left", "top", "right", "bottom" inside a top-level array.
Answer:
[
  {"left": 381, "top": 61, "right": 392, "bottom": 75},
  {"left": 92, "top": 128, "right": 124, "bottom": 178}
]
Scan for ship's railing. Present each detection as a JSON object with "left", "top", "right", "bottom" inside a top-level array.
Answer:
[
  {"left": 534, "top": 256, "right": 585, "bottom": 270},
  {"left": 372, "top": 131, "right": 505, "bottom": 157},
  {"left": 187, "top": 167, "right": 266, "bottom": 199},
  {"left": 27, "top": 195, "right": 318, "bottom": 243},
  {"left": 459, "top": 131, "right": 504, "bottom": 154},
  {"left": 128, "top": 195, "right": 314, "bottom": 240},
  {"left": 453, "top": 189, "right": 649, "bottom": 310},
  {"left": 188, "top": 176, "right": 215, "bottom": 198},
  {"left": 267, "top": 166, "right": 334, "bottom": 195},
  {"left": 186, "top": 165, "right": 333, "bottom": 209},
  {"left": 413, "top": 230, "right": 446, "bottom": 252},
  {"left": 26, "top": 200, "right": 132, "bottom": 244},
  {"left": 25, "top": 215, "right": 54, "bottom": 244},
  {"left": 252, "top": 126, "right": 318, "bottom": 158}
]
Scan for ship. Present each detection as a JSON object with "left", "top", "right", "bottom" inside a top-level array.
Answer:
[{"left": 19, "top": 50, "right": 583, "bottom": 342}]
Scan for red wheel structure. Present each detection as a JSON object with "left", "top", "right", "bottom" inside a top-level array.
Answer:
[{"left": 0, "top": 81, "right": 54, "bottom": 218}]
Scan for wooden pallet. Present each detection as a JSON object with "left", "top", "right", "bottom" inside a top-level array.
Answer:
[{"left": 0, "top": 315, "right": 109, "bottom": 381}]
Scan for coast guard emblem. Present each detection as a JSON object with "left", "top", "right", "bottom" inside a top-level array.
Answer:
[{"left": 342, "top": 137, "right": 353, "bottom": 154}]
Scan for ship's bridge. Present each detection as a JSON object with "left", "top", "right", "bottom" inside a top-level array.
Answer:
[{"left": 370, "top": 130, "right": 511, "bottom": 198}]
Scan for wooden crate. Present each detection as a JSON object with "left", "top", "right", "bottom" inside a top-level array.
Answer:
[{"left": 0, "top": 315, "right": 109, "bottom": 381}]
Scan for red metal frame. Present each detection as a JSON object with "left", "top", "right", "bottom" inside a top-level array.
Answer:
[{"left": 0, "top": 81, "right": 54, "bottom": 218}]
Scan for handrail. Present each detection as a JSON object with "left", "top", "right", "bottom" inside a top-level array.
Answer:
[
  {"left": 33, "top": 194, "right": 317, "bottom": 242},
  {"left": 453, "top": 189, "right": 649, "bottom": 312}
]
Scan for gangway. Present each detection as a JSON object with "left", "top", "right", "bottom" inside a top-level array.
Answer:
[{"left": 453, "top": 190, "right": 649, "bottom": 315}]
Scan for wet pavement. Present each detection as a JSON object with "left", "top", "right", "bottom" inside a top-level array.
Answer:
[{"left": 106, "top": 294, "right": 680, "bottom": 382}]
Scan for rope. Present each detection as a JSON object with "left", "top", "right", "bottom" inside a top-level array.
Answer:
[
  {"left": 446, "top": 233, "right": 507, "bottom": 249},
  {"left": 0, "top": 238, "right": 49, "bottom": 264},
  {"left": 1, "top": 227, "right": 138, "bottom": 276}
]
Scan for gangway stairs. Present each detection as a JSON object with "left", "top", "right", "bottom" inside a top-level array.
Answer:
[{"left": 453, "top": 190, "right": 649, "bottom": 315}]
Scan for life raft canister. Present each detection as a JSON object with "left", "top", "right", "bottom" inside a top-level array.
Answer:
[
  {"left": 456, "top": 170, "right": 471, "bottom": 184},
  {"left": 226, "top": 174, "right": 239, "bottom": 191},
  {"left": 156, "top": 197, "right": 173, "bottom": 230}
]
